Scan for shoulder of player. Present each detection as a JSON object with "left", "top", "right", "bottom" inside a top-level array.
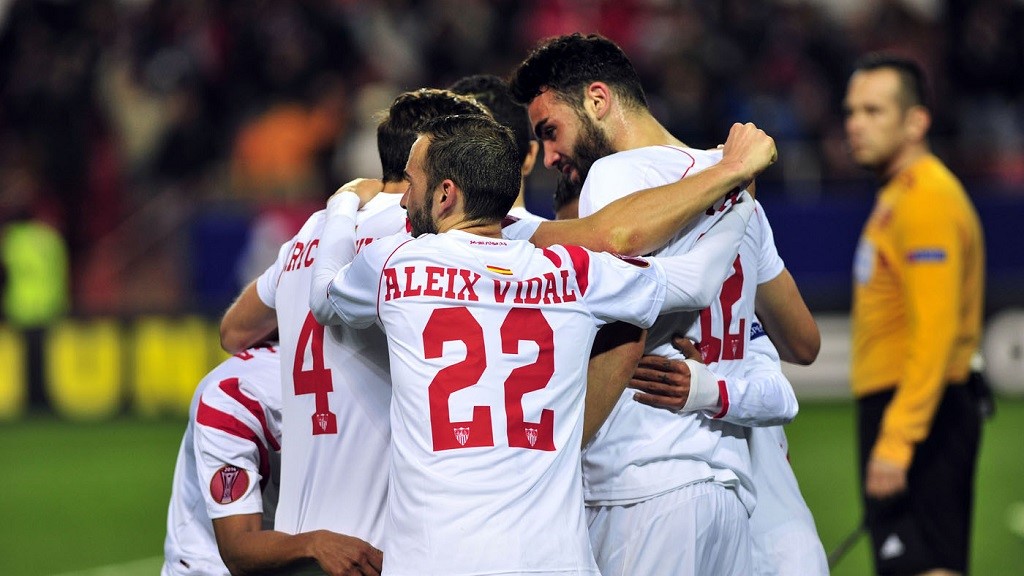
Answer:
[
  {"left": 356, "top": 231, "right": 416, "bottom": 260},
  {"left": 296, "top": 209, "right": 328, "bottom": 237},
  {"left": 197, "top": 355, "right": 281, "bottom": 415},
  {"left": 546, "top": 243, "right": 654, "bottom": 270},
  {"left": 891, "top": 170, "right": 969, "bottom": 228}
]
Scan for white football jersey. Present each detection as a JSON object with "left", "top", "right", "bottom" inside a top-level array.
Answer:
[
  {"left": 324, "top": 229, "right": 668, "bottom": 576},
  {"left": 745, "top": 329, "right": 828, "bottom": 576},
  {"left": 255, "top": 192, "right": 405, "bottom": 545},
  {"left": 162, "top": 346, "right": 282, "bottom": 576},
  {"left": 579, "top": 146, "right": 784, "bottom": 513}
]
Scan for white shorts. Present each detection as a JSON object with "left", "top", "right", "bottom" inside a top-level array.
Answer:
[
  {"left": 586, "top": 481, "right": 751, "bottom": 576},
  {"left": 752, "top": 519, "right": 829, "bottom": 576}
]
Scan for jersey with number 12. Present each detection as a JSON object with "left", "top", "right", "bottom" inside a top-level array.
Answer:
[
  {"left": 579, "top": 146, "right": 782, "bottom": 513},
  {"left": 255, "top": 193, "right": 405, "bottom": 543}
]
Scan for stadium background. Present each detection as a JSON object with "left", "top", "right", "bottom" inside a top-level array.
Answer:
[{"left": 0, "top": 0, "right": 1021, "bottom": 574}]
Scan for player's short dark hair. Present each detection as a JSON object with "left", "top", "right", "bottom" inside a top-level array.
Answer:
[
  {"left": 448, "top": 74, "right": 534, "bottom": 166},
  {"left": 377, "top": 89, "right": 489, "bottom": 183},
  {"left": 852, "top": 52, "right": 930, "bottom": 111},
  {"left": 553, "top": 174, "right": 581, "bottom": 213},
  {"left": 418, "top": 114, "right": 520, "bottom": 222},
  {"left": 508, "top": 33, "right": 648, "bottom": 111}
]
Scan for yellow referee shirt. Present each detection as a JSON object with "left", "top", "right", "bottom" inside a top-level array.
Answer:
[{"left": 851, "top": 154, "right": 985, "bottom": 468}]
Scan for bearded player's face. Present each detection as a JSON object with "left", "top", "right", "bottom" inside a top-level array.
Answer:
[
  {"left": 528, "top": 88, "right": 615, "bottom": 186},
  {"left": 401, "top": 136, "right": 439, "bottom": 237}
]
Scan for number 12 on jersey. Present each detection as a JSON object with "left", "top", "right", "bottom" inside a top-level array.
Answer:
[{"left": 698, "top": 256, "right": 746, "bottom": 364}]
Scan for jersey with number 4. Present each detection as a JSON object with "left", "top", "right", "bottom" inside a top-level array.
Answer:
[
  {"left": 325, "top": 230, "right": 667, "bottom": 576},
  {"left": 163, "top": 346, "right": 281, "bottom": 576},
  {"left": 255, "top": 193, "right": 405, "bottom": 544},
  {"left": 579, "top": 146, "right": 781, "bottom": 513}
]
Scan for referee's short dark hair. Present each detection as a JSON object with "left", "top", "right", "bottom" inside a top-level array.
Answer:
[{"left": 853, "top": 52, "right": 930, "bottom": 111}]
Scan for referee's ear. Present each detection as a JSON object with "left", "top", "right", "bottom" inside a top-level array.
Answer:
[{"left": 904, "top": 105, "right": 930, "bottom": 143}]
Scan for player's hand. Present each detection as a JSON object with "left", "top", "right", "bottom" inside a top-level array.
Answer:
[
  {"left": 865, "top": 457, "right": 908, "bottom": 499},
  {"left": 630, "top": 337, "right": 703, "bottom": 411},
  {"left": 310, "top": 530, "right": 383, "bottom": 576},
  {"left": 718, "top": 122, "right": 777, "bottom": 187},
  {"left": 332, "top": 178, "right": 383, "bottom": 208}
]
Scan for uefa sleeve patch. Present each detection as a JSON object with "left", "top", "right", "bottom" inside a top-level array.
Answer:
[
  {"left": 906, "top": 248, "right": 947, "bottom": 263},
  {"left": 750, "top": 321, "right": 767, "bottom": 340},
  {"left": 209, "top": 465, "right": 250, "bottom": 505}
]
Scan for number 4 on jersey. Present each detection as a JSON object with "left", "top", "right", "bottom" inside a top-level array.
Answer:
[{"left": 294, "top": 312, "right": 338, "bottom": 435}]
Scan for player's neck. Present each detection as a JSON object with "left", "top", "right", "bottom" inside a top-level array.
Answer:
[
  {"left": 880, "top": 144, "right": 929, "bottom": 182},
  {"left": 613, "top": 112, "right": 685, "bottom": 151},
  {"left": 381, "top": 181, "right": 407, "bottom": 195},
  {"left": 441, "top": 218, "right": 503, "bottom": 239}
]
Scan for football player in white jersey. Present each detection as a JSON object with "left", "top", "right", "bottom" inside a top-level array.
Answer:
[
  {"left": 630, "top": 323, "right": 830, "bottom": 576},
  {"left": 309, "top": 114, "right": 759, "bottom": 576},
  {"left": 219, "top": 90, "right": 491, "bottom": 575},
  {"left": 509, "top": 33, "right": 820, "bottom": 575},
  {"left": 163, "top": 344, "right": 281, "bottom": 575},
  {"left": 165, "top": 344, "right": 367, "bottom": 575}
]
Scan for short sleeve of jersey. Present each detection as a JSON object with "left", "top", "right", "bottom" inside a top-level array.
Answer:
[
  {"left": 194, "top": 369, "right": 281, "bottom": 520},
  {"left": 578, "top": 159, "right": 649, "bottom": 217},
  {"left": 501, "top": 216, "right": 544, "bottom": 241},
  {"left": 576, "top": 247, "right": 667, "bottom": 328},
  {"left": 328, "top": 233, "right": 412, "bottom": 329},
  {"left": 754, "top": 201, "right": 785, "bottom": 284}
]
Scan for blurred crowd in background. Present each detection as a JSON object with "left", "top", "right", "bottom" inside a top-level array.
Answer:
[{"left": 0, "top": 0, "right": 1021, "bottom": 320}]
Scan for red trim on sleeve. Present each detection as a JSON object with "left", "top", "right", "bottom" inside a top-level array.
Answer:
[
  {"left": 196, "top": 400, "right": 270, "bottom": 487},
  {"left": 712, "top": 379, "right": 729, "bottom": 419},
  {"left": 541, "top": 247, "right": 562, "bottom": 267},
  {"left": 218, "top": 377, "right": 280, "bottom": 451},
  {"left": 562, "top": 245, "right": 591, "bottom": 296}
]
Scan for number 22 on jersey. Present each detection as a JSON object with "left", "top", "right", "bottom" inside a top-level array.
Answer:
[{"left": 426, "top": 306, "right": 556, "bottom": 452}]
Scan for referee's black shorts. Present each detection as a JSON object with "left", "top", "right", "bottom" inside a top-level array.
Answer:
[{"left": 857, "top": 382, "right": 981, "bottom": 575}]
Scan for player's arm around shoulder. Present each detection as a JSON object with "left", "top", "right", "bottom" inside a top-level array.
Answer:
[
  {"left": 309, "top": 190, "right": 362, "bottom": 325},
  {"left": 212, "top": 514, "right": 383, "bottom": 576},
  {"left": 313, "top": 231, "right": 410, "bottom": 330},
  {"left": 220, "top": 280, "right": 277, "bottom": 355}
]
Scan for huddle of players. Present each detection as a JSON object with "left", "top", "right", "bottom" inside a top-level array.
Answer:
[{"left": 164, "top": 33, "right": 827, "bottom": 576}]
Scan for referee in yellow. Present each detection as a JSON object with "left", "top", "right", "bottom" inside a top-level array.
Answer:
[{"left": 843, "top": 52, "right": 985, "bottom": 576}]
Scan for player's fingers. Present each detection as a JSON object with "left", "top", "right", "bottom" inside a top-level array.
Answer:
[
  {"left": 631, "top": 367, "right": 685, "bottom": 387},
  {"left": 671, "top": 336, "right": 701, "bottom": 360},
  {"left": 635, "top": 355, "right": 677, "bottom": 372},
  {"left": 629, "top": 379, "right": 685, "bottom": 397},
  {"left": 632, "top": 392, "right": 684, "bottom": 411}
]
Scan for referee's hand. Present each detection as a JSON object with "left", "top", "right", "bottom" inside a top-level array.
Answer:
[{"left": 865, "top": 457, "right": 907, "bottom": 499}]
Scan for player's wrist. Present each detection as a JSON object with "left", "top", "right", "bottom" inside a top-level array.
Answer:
[
  {"left": 677, "top": 359, "right": 721, "bottom": 413},
  {"left": 327, "top": 192, "right": 361, "bottom": 220}
]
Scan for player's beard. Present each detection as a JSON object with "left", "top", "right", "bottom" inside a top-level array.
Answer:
[
  {"left": 407, "top": 190, "right": 438, "bottom": 237},
  {"left": 569, "top": 113, "right": 617, "bottom": 186}
]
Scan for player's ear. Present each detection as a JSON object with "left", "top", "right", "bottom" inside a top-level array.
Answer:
[
  {"left": 904, "top": 105, "right": 930, "bottom": 142},
  {"left": 436, "top": 179, "right": 458, "bottom": 213},
  {"left": 585, "top": 82, "right": 612, "bottom": 121},
  {"left": 521, "top": 140, "right": 540, "bottom": 178}
]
